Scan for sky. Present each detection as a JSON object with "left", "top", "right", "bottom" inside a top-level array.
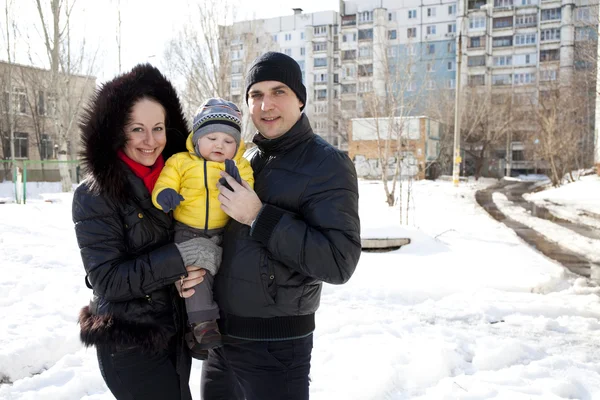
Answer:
[
  {"left": 2, "top": 177, "right": 600, "bottom": 398},
  {"left": 1, "top": 0, "right": 341, "bottom": 83}
]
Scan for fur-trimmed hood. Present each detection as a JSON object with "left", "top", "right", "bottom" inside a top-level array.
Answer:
[{"left": 78, "top": 63, "right": 189, "bottom": 201}]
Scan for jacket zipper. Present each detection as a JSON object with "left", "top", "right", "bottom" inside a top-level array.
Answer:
[{"left": 204, "top": 158, "right": 209, "bottom": 235}]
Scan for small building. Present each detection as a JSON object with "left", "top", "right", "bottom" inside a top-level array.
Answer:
[
  {"left": 348, "top": 116, "right": 442, "bottom": 180},
  {"left": 0, "top": 61, "right": 96, "bottom": 182}
]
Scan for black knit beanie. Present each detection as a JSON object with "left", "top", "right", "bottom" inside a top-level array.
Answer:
[{"left": 245, "top": 52, "right": 306, "bottom": 111}]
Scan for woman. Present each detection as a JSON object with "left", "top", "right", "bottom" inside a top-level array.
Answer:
[{"left": 73, "top": 63, "right": 206, "bottom": 400}]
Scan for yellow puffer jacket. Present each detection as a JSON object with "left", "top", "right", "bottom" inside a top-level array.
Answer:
[{"left": 152, "top": 133, "right": 254, "bottom": 230}]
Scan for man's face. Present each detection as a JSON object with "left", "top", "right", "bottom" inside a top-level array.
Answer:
[{"left": 247, "top": 81, "right": 303, "bottom": 140}]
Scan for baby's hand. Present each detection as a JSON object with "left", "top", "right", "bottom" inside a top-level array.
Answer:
[{"left": 156, "top": 188, "right": 184, "bottom": 212}]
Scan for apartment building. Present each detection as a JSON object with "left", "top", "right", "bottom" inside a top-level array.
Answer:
[
  {"left": 222, "top": 0, "right": 597, "bottom": 176},
  {"left": 223, "top": 9, "right": 341, "bottom": 146},
  {"left": 0, "top": 61, "right": 96, "bottom": 181},
  {"left": 460, "top": 0, "right": 597, "bottom": 176}
]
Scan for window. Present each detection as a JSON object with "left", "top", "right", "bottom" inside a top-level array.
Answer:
[
  {"left": 427, "top": 43, "right": 435, "bottom": 54},
  {"left": 342, "top": 50, "right": 356, "bottom": 60},
  {"left": 342, "top": 100, "right": 356, "bottom": 109},
  {"left": 334, "top": 73, "right": 339, "bottom": 83},
  {"left": 448, "top": 24, "right": 456, "bottom": 33},
  {"left": 358, "top": 81, "right": 373, "bottom": 93},
  {"left": 427, "top": 7, "right": 436, "bottom": 17},
  {"left": 301, "top": 32, "right": 305, "bottom": 40},
  {"left": 448, "top": 4, "right": 457, "bottom": 14},
  {"left": 493, "top": 16, "right": 513, "bottom": 28},
  {"left": 515, "top": 33, "right": 536, "bottom": 45},
  {"left": 540, "top": 28, "right": 560, "bottom": 41},
  {"left": 39, "top": 133, "right": 54, "bottom": 159},
  {"left": 469, "top": 16, "right": 486, "bottom": 30},
  {"left": 388, "top": 12, "right": 396, "bottom": 21},
  {"left": 407, "top": 81, "right": 417, "bottom": 91},
  {"left": 468, "top": 75, "right": 485, "bottom": 86},
  {"left": 518, "top": 0, "right": 538, "bottom": 5},
  {"left": 575, "top": 27, "right": 593, "bottom": 41},
  {"left": 426, "top": 80, "right": 436, "bottom": 90},
  {"left": 448, "top": 61, "right": 454, "bottom": 70},
  {"left": 285, "top": 33, "right": 292, "bottom": 41},
  {"left": 493, "top": 36, "right": 512, "bottom": 47},
  {"left": 407, "top": 27, "right": 417, "bottom": 38},
  {"left": 314, "top": 58, "right": 327, "bottom": 67},
  {"left": 342, "top": 84, "right": 356, "bottom": 94},
  {"left": 313, "top": 42, "right": 327, "bottom": 52},
  {"left": 315, "top": 89, "right": 327, "bottom": 100},
  {"left": 343, "top": 33, "right": 357, "bottom": 42},
  {"left": 468, "top": 55, "right": 486, "bottom": 66},
  {"left": 358, "top": 11, "right": 373, "bottom": 23},
  {"left": 540, "top": 49, "right": 560, "bottom": 62},
  {"left": 5, "top": 87, "right": 27, "bottom": 114},
  {"left": 314, "top": 73, "right": 328, "bottom": 83},
  {"left": 513, "top": 53, "right": 536, "bottom": 65},
  {"left": 37, "top": 91, "right": 56, "bottom": 116},
  {"left": 514, "top": 72, "right": 536, "bottom": 85},
  {"left": 358, "top": 29, "right": 373, "bottom": 40},
  {"left": 231, "top": 63, "right": 243, "bottom": 74},
  {"left": 408, "top": 9, "right": 417, "bottom": 19},
  {"left": 494, "top": 0, "right": 513, "bottom": 7},
  {"left": 300, "top": 48, "right": 305, "bottom": 56},
  {"left": 493, "top": 55, "right": 512, "bottom": 66},
  {"left": 448, "top": 42, "right": 454, "bottom": 52},
  {"left": 492, "top": 74, "right": 512, "bottom": 85},
  {"left": 359, "top": 45, "right": 372, "bottom": 58},
  {"left": 3, "top": 132, "right": 28, "bottom": 158},
  {"left": 387, "top": 46, "right": 398, "bottom": 57},
  {"left": 426, "top": 25, "right": 437, "bottom": 35},
  {"left": 426, "top": 62, "right": 435, "bottom": 72},
  {"left": 515, "top": 13, "right": 537, "bottom": 27},
  {"left": 577, "top": 7, "right": 591, "bottom": 22},
  {"left": 284, "top": 48, "right": 292, "bottom": 56},
  {"left": 314, "top": 26, "right": 327, "bottom": 36},
  {"left": 541, "top": 8, "right": 561, "bottom": 21},
  {"left": 446, "top": 79, "right": 456, "bottom": 89},
  {"left": 272, "top": 34, "right": 278, "bottom": 42},
  {"left": 314, "top": 104, "right": 327, "bottom": 114},
  {"left": 540, "top": 70, "right": 558, "bottom": 81},
  {"left": 358, "top": 64, "right": 373, "bottom": 77},
  {"left": 231, "top": 80, "right": 241, "bottom": 89},
  {"left": 407, "top": 45, "right": 416, "bottom": 56},
  {"left": 388, "top": 30, "right": 397, "bottom": 40},
  {"left": 469, "top": 36, "right": 483, "bottom": 48}
]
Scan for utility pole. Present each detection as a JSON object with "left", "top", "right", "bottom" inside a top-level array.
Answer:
[{"left": 452, "top": 31, "right": 463, "bottom": 187}]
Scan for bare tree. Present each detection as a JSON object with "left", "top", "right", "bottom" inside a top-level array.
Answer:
[
  {"left": 528, "top": 77, "right": 594, "bottom": 186},
  {"left": 1, "top": 0, "right": 18, "bottom": 181},
  {"left": 163, "top": 1, "right": 277, "bottom": 140},
  {"left": 357, "top": 36, "right": 427, "bottom": 213},
  {"left": 34, "top": 0, "right": 97, "bottom": 191}
]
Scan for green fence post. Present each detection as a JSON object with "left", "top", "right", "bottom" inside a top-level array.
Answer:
[{"left": 23, "top": 160, "right": 28, "bottom": 205}]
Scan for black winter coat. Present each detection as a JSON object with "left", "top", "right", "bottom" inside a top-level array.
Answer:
[
  {"left": 73, "top": 64, "right": 190, "bottom": 352},
  {"left": 215, "top": 114, "right": 361, "bottom": 340}
]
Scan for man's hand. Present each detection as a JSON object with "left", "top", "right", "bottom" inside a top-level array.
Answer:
[{"left": 217, "top": 171, "right": 262, "bottom": 226}]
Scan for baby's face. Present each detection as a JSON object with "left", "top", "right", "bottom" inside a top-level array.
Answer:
[{"left": 197, "top": 132, "right": 237, "bottom": 162}]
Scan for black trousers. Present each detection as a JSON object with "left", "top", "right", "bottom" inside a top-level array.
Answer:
[
  {"left": 201, "top": 334, "right": 313, "bottom": 400},
  {"left": 97, "top": 343, "right": 192, "bottom": 400}
]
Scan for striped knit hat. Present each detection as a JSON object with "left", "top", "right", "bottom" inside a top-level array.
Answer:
[{"left": 192, "top": 98, "right": 242, "bottom": 156}]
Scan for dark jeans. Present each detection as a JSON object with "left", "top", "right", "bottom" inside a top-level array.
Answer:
[
  {"left": 201, "top": 334, "right": 313, "bottom": 400},
  {"left": 97, "top": 343, "right": 191, "bottom": 400}
]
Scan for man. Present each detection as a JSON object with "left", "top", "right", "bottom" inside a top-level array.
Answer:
[{"left": 202, "top": 51, "right": 361, "bottom": 399}]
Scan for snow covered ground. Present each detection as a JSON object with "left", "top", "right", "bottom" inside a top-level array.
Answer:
[
  {"left": 1, "top": 179, "right": 600, "bottom": 399},
  {"left": 524, "top": 175, "right": 600, "bottom": 229}
]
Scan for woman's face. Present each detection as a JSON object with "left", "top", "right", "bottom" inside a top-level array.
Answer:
[{"left": 123, "top": 98, "right": 167, "bottom": 166}]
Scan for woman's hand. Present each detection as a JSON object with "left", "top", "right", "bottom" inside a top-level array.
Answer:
[{"left": 176, "top": 266, "right": 206, "bottom": 298}]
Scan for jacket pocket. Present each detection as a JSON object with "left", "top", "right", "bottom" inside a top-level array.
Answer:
[{"left": 259, "top": 253, "right": 276, "bottom": 305}]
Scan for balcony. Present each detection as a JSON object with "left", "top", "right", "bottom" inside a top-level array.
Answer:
[
  {"left": 342, "top": 15, "right": 356, "bottom": 27},
  {"left": 468, "top": 0, "right": 488, "bottom": 10}
]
